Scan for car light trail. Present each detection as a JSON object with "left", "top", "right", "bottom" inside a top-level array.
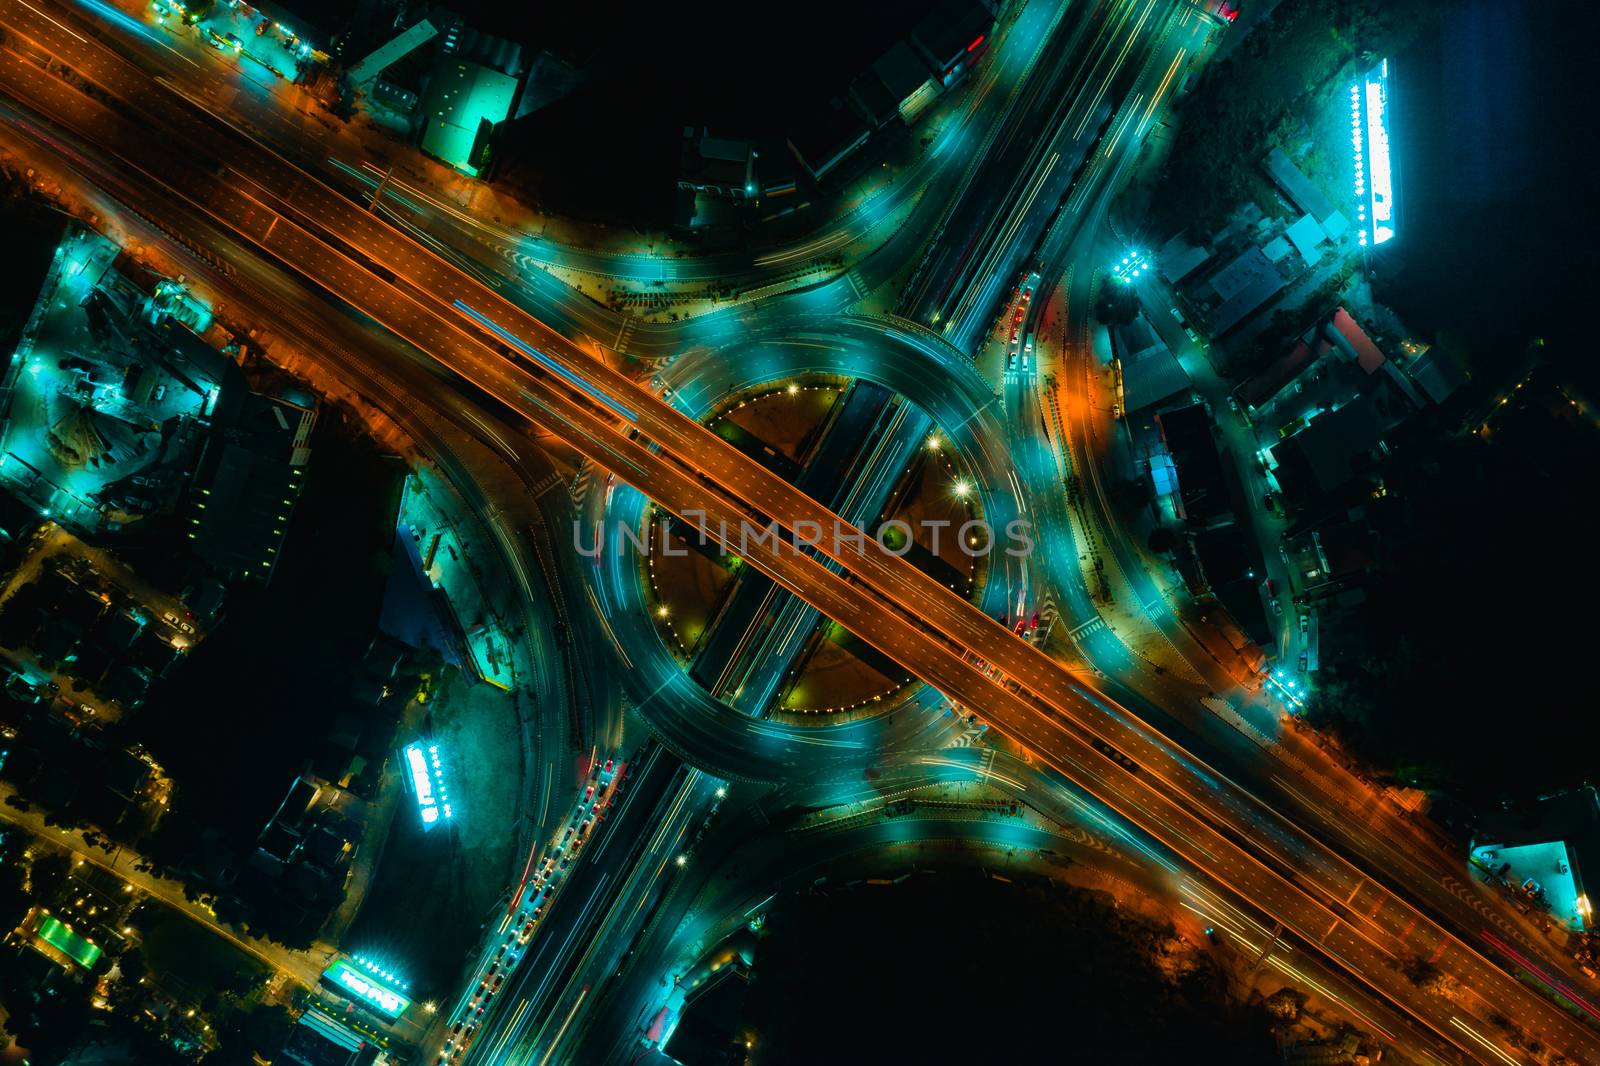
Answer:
[
  {"left": 453, "top": 300, "right": 638, "bottom": 423},
  {"left": 1447, "top": 1017, "right": 1520, "bottom": 1066},
  {"left": 1482, "top": 930, "right": 1600, "bottom": 1023}
]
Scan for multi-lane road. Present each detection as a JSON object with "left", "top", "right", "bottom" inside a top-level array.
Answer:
[{"left": 2, "top": 0, "right": 1596, "bottom": 1062}]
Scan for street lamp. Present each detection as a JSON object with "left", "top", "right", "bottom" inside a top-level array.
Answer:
[
  {"left": 1111, "top": 250, "right": 1150, "bottom": 283},
  {"left": 953, "top": 479, "right": 971, "bottom": 499}
]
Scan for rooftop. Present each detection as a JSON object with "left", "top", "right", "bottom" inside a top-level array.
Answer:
[
  {"left": 419, "top": 60, "right": 520, "bottom": 176},
  {"left": 1265, "top": 146, "right": 1337, "bottom": 223}
]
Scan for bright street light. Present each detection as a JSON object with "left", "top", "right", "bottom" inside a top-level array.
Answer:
[{"left": 1111, "top": 249, "right": 1150, "bottom": 283}]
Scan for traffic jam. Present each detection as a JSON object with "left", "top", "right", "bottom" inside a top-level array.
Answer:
[
  {"left": 438, "top": 757, "right": 624, "bottom": 1064},
  {"left": 1004, "top": 270, "right": 1041, "bottom": 375}
]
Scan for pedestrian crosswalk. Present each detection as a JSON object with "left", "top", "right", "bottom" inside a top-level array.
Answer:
[
  {"left": 1068, "top": 616, "right": 1107, "bottom": 640},
  {"left": 529, "top": 470, "right": 564, "bottom": 498},
  {"left": 568, "top": 461, "right": 595, "bottom": 508},
  {"left": 612, "top": 315, "right": 637, "bottom": 354}
]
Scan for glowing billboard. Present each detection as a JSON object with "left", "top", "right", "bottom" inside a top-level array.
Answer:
[
  {"left": 403, "top": 742, "right": 452, "bottom": 828},
  {"left": 1349, "top": 59, "right": 1396, "bottom": 247},
  {"left": 322, "top": 958, "right": 411, "bottom": 1020}
]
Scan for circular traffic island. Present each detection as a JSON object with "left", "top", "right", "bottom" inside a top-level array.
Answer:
[{"left": 641, "top": 375, "right": 986, "bottom": 719}]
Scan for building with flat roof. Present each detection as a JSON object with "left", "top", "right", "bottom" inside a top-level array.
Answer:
[
  {"left": 1264, "top": 147, "right": 1337, "bottom": 224},
  {"left": 1195, "top": 246, "right": 1285, "bottom": 336},
  {"left": 1156, "top": 403, "right": 1230, "bottom": 527},
  {"left": 1113, "top": 315, "right": 1190, "bottom": 414},
  {"left": 186, "top": 389, "right": 314, "bottom": 584},
  {"left": 419, "top": 60, "right": 520, "bottom": 177},
  {"left": 787, "top": 99, "right": 870, "bottom": 182},
  {"left": 1472, "top": 787, "right": 1600, "bottom": 932},
  {"left": 1403, "top": 346, "right": 1467, "bottom": 405},
  {"left": 1269, "top": 394, "right": 1387, "bottom": 500},
  {"left": 679, "top": 128, "right": 755, "bottom": 199},
  {"left": 280, "top": 1007, "right": 385, "bottom": 1066},
  {"left": 1283, "top": 213, "right": 1326, "bottom": 265},
  {"left": 1156, "top": 233, "right": 1211, "bottom": 283},
  {"left": 870, "top": 41, "right": 938, "bottom": 124},
  {"left": 912, "top": 0, "right": 995, "bottom": 87}
]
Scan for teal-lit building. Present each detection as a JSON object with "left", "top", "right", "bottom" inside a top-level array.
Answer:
[{"left": 419, "top": 59, "right": 520, "bottom": 176}]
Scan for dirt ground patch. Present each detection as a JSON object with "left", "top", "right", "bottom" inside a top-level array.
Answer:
[{"left": 345, "top": 671, "right": 522, "bottom": 999}]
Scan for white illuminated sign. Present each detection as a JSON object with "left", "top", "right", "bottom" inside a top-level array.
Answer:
[
  {"left": 403, "top": 743, "right": 452, "bottom": 828},
  {"left": 1351, "top": 59, "right": 1396, "bottom": 248}
]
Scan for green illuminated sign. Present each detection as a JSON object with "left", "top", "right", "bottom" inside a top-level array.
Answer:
[
  {"left": 35, "top": 913, "right": 102, "bottom": 969},
  {"left": 321, "top": 958, "right": 411, "bottom": 1020}
]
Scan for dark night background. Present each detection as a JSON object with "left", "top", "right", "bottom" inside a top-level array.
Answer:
[
  {"left": 735, "top": 873, "right": 1282, "bottom": 1064},
  {"left": 435, "top": 0, "right": 942, "bottom": 223}
]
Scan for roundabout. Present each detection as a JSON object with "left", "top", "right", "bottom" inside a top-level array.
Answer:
[{"left": 582, "top": 313, "right": 1037, "bottom": 780}]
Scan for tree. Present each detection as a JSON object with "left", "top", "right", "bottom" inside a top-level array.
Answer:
[
  {"left": 117, "top": 947, "right": 148, "bottom": 986},
  {"left": 29, "top": 851, "right": 72, "bottom": 898},
  {"left": 204, "top": 1003, "right": 293, "bottom": 1066},
  {"left": 1094, "top": 283, "right": 1140, "bottom": 326}
]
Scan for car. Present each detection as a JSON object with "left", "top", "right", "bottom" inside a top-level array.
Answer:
[
  {"left": 604, "top": 758, "right": 614, "bottom": 773},
  {"left": 162, "top": 611, "right": 179, "bottom": 626},
  {"left": 1205, "top": 926, "right": 1221, "bottom": 946},
  {"left": 492, "top": 974, "right": 504, "bottom": 989},
  {"left": 152, "top": 384, "right": 166, "bottom": 402},
  {"left": 585, "top": 784, "right": 594, "bottom": 799}
]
